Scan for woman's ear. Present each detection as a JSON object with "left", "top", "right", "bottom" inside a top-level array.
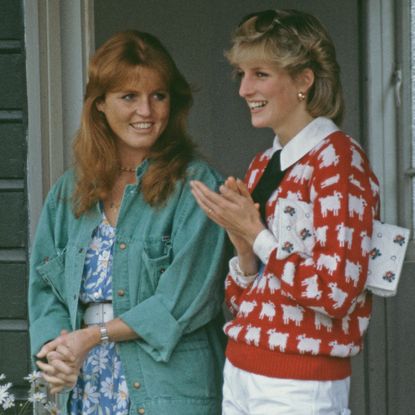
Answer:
[
  {"left": 96, "top": 98, "right": 105, "bottom": 114},
  {"left": 297, "top": 68, "right": 315, "bottom": 94}
]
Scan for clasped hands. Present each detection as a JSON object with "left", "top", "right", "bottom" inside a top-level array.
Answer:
[
  {"left": 36, "top": 327, "right": 98, "bottom": 394},
  {"left": 190, "top": 176, "right": 265, "bottom": 275}
]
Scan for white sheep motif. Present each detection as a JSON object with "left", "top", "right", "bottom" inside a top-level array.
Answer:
[
  {"left": 245, "top": 325, "right": 261, "bottom": 346},
  {"left": 319, "top": 192, "right": 343, "bottom": 217},
  {"left": 318, "top": 144, "right": 340, "bottom": 168},
  {"left": 351, "top": 146, "right": 364, "bottom": 172},
  {"left": 226, "top": 324, "right": 243, "bottom": 341},
  {"left": 267, "top": 329, "right": 289, "bottom": 352},
  {"left": 342, "top": 315, "right": 351, "bottom": 334},
  {"left": 287, "top": 163, "right": 314, "bottom": 184},
  {"left": 345, "top": 259, "right": 362, "bottom": 287},
  {"left": 349, "top": 194, "right": 367, "bottom": 221},
  {"left": 281, "top": 261, "right": 296, "bottom": 286},
  {"left": 336, "top": 223, "right": 354, "bottom": 249},
  {"left": 297, "top": 334, "right": 321, "bottom": 355},
  {"left": 328, "top": 282, "right": 348, "bottom": 309},
  {"left": 281, "top": 304, "right": 305, "bottom": 326},
  {"left": 369, "top": 177, "right": 379, "bottom": 196},
  {"left": 358, "top": 316, "right": 370, "bottom": 336},
  {"left": 250, "top": 274, "right": 268, "bottom": 294},
  {"left": 349, "top": 174, "right": 365, "bottom": 191},
  {"left": 315, "top": 225, "right": 329, "bottom": 247},
  {"left": 321, "top": 174, "right": 340, "bottom": 189},
  {"left": 329, "top": 340, "right": 351, "bottom": 357},
  {"left": 301, "top": 275, "right": 322, "bottom": 300},
  {"left": 239, "top": 300, "right": 257, "bottom": 318},
  {"left": 268, "top": 275, "right": 281, "bottom": 294},
  {"left": 314, "top": 312, "right": 333, "bottom": 332},
  {"left": 316, "top": 253, "right": 341, "bottom": 275},
  {"left": 360, "top": 231, "right": 371, "bottom": 256},
  {"left": 259, "top": 301, "right": 277, "bottom": 322}
]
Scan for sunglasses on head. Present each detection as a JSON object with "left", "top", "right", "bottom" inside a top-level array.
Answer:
[{"left": 238, "top": 9, "right": 285, "bottom": 33}]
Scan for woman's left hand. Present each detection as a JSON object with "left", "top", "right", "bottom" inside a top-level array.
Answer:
[
  {"left": 36, "top": 350, "right": 78, "bottom": 394},
  {"left": 190, "top": 179, "right": 265, "bottom": 245}
]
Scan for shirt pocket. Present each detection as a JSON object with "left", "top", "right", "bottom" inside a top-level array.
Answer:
[
  {"left": 142, "top": 331, "right": 219, "bottom": 399},
  {"left": 35, "top": 250, "right": 67, "bottom": 304},
  {"left": 140, "top": 236, "right": 172, "bottom": 300}
]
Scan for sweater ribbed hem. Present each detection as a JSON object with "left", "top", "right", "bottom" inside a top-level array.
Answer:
[{"left": 226, "top": 340, "right": 351, "bottom": 381}]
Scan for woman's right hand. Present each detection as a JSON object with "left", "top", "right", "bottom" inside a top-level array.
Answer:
[
  {"left": 223, "top": 177, "right": 259, "bottom": 275},
  {"left": 36, "top": 327, "right": 100, "bottom": 394},
  {"left": 36, "top": 339, "right": 79, "bottom": 394}
]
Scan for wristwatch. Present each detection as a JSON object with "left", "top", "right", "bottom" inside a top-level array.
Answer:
[{"left": 99, "top": 324, "right": 110, "bottom": 345}]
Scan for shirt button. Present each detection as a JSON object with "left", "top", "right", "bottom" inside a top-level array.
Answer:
[
  {"left": 133, "top": 382, "right": 141, "bottom": 389},
  {"left": 138, "top": 408, "right": 145, "bottom": 414},
  {"left": 119, "top": 243, "right": 127, "bottom": 250},
  {"left": 117, "top": 289, "right": 125, "bottom": 297}
]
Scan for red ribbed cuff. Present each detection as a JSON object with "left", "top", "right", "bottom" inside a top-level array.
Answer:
[{"left": 226, "top": 340, "right": 351, "bottom": 381}]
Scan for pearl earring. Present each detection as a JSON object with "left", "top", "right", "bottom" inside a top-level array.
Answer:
[{"left": 297, "top": 91, "right": 306, "bottom": 102}]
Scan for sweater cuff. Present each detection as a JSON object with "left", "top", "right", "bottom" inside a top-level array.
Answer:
[
  {"left": 253, "top": 229, "right": 278, "bottom": 264},
  {"left": 228, "top": 256, "right": 257, "bottom": 288}
]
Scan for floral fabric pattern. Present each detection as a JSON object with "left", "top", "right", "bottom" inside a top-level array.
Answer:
[{"left": 69, "top": 216, "right": 130, "bottom": 415}]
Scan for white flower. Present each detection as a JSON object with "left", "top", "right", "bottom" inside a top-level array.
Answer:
[
  {"left": 2, "top": 394, "right": 15, "bottom": 409},
  {"left": 0, "top": 374, "right": 5, "bottom": 381},
  {"left": 28, "top": 391, "right": 47, "bottom": 403},
  {"left": 100, "top": 377, "right": 113, "bottom": 399},
  {"left": 0, "top": 382, "right": 12, "bottom": 405},
  {"left": 116, "top": 379, "right": 129, "bottom": 410},
  {"left": 82, "top": 382, "right": 99, "bottom": 409},
  {"left": 23, "top": 371, "right": 43, "bottom": 384}
]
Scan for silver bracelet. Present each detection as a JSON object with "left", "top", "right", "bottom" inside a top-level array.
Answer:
[{"left": 99, "top": 324, "right": 110, "bottom": 345}]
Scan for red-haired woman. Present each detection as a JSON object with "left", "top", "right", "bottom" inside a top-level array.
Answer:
[{"left": 29, "top": 30, "right": 228, "bottom": 415}]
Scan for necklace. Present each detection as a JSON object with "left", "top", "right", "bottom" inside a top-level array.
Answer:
[
  {"left": 119, "top": 166, "right": 136, "bottom": 173},
  {"left": 109, "top": 201, "right": 120, "bottom": 210}
]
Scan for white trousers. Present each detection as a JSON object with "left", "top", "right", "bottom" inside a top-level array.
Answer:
[{"left": 222, "top": 360, "right": 351, "bottom": 415}]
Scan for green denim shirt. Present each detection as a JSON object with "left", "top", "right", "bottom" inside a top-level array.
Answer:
[{"left": 28, "top": 159, "right": 229, "bottom": 415}]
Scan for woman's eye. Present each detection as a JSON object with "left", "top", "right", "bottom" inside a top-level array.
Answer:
[
  {"left": 121, "top": 94, "right": 135, "bottom": 101},
  {"left": 234, "top": 70, "right": 244, "bottom": 79},
  {"left": 256, "top": 71, "right": 269, "bottom": 78},
  {"left": 153, "top": 92, "right": 168, "bottom": 101}
]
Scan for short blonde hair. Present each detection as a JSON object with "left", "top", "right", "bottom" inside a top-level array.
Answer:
[{"left": 226, "top": 9, "right": 344, "bottom": 125}]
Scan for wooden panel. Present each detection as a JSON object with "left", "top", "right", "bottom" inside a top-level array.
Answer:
[
  {"left": 0, "top": 192, "right": 26, "bottom": 248},
  {"left": 366, "top": 297, "right": 388, "bottom": 414},
  {"left": 0, "top": 123, "right": 25, "bottom": 178},
  {"left": 0, "top": 263, "right": 27, "bottom": 318},
  {"left": 386, "top": 262, "right": 415, "bottom": 414},
  {"left": 0, "top": 331, "right": 30, "bottom": 386},
  {"left": 350, "top": 352, "right": 367, "bottom": 414},
  {"left": 0, "top": 54, "right": 26, "bottom": 109},
  {"left": 0, "top": 0, "right": 23, "bottom": 39}
]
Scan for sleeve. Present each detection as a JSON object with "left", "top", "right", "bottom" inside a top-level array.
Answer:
[
  {"left": 253, "top": 139, "right": 378, "bottom": 318},
  {"left": 28, "top": 186, "right": 72, "bottom": 359},
  {"left": 119, "top": 165, "right": 230, "bottom": 362}
]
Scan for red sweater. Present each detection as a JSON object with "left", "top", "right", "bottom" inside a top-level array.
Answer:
[{"left": 224, "top": 118, "right": 380, "bottom": 381}]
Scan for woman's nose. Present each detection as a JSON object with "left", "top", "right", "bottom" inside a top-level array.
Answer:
[
  {"left": 239, "top": 76, "right": 253, "bottom": 98},
  {"left": 135, "top": 98, "right": 151, "bottom": 117}
]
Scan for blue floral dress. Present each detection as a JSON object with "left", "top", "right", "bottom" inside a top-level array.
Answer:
[{"left": 69, "top": 215, "right": 130, "bottom": 415}]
